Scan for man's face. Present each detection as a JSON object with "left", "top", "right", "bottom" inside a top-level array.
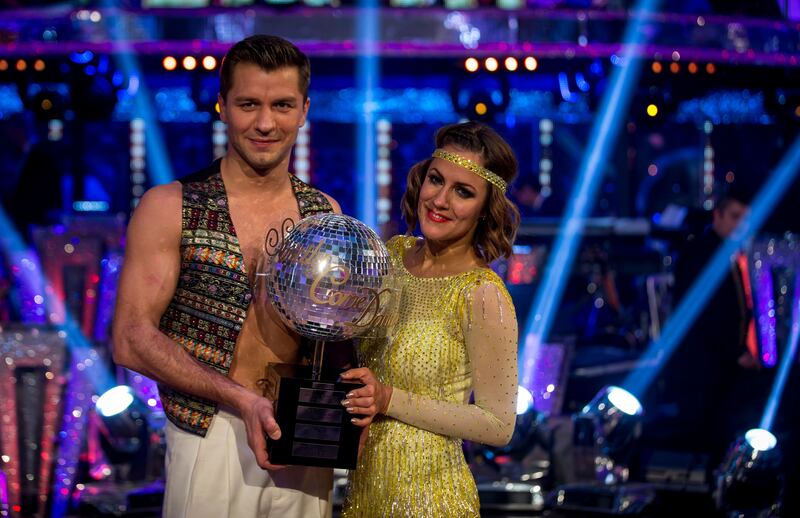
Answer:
[
  {"left": 713, "top": 199, "right": 748, "bottom": 238},
  {"left": 218, "top": 63, "right": 309, "bottom": 174}
]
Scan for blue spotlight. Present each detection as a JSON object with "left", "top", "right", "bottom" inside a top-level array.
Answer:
[
  {"left": 520, "top": 0, "right": 662, "bottom": 387},
  {"left": 98, "top": 1, "right": 173, "bottom": 185},
  {"left": 0, "top": 205, "right": 46, "bottom": 322},
  {"left": 623, "top": 134, "right": 800, "bottom": 398},
  {"left": 355, "top": 0, "right": 380, "bottom": 231},
  {"left": 96, "top": 385, "right": 135, "bottom": 417},
  {"left": 759, "top": 281, "right": 800, "bottom": 432}
]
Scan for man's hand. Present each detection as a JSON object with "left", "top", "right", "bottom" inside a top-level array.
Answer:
[
  {"left": 239, "top": 392, "right": 286, "bottom": 470},
  {"left": 339, "top": 367, "right": 392, "bottom": 427}
]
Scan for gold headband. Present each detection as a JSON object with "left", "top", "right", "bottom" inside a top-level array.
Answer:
[{"left": 432, "top": 149, "right": 507, "bottom": 193}]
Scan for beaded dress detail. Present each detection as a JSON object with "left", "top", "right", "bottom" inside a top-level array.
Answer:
[{"left": 343, "top": 235, "right": 518, "bottom": 518}]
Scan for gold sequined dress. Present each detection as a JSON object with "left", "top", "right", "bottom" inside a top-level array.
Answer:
[{"left": 343, "top": 236, "right": 518, "bottom": 518}]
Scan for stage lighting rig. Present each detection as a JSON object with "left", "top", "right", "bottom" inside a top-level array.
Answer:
[
  {"left": 547, "top": 386, "right": 654, "bottom": 516},
  {"left": 94, "top": 385, "right": 150, "bottom": 482},
  {"left": 714, "top": 428, "right": 783, "bottom": 517},
  {"left": 575, "top": 385, "right": 643, "bottom": 485}
]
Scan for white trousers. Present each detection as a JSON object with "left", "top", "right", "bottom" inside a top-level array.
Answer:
[{"left": 163, "top": 409, "right": 333, "bottom": 518}]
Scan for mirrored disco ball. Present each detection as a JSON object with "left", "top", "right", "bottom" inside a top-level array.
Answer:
[{"left": 263, "top": 214, "right": 394, "bottom": 341}]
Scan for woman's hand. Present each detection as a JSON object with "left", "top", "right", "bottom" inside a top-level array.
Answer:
[{"left": 339, "top": 367, "right": 393, "bottom": 426}]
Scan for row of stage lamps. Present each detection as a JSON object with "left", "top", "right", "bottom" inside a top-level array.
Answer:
[
  {"left": 652, "top": 61, "right": 716, "bottom": 74},
  {"left": 1, "top": 56, "right": 220, "bottom": 74},
  {"left": 1, "top": 57, "right": 717, "bottom": 76},
  {"left": 464, "top": 56, "right": 538, "bottom": 73},
  {"left": 464, "top": 57, "right": 717, "bottom": 75},
  {"left": 162, "top": 56, "right": 218, "bottom": 71},
  {"left": 0, "top": 59, "right": 47, "bottom": 72}
]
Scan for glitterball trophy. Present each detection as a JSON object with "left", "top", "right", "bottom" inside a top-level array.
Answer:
[{"left": 259, "top": 214, "right": 397, "bottom": 468}]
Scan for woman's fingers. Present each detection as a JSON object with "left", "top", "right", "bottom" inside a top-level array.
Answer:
[
  {"left": 342, "top": 396, "right": 374, "bottom": 408},
  {"left": 340, "top": 367, "right": 387, "bottom": 416},
  {"left": 339, "top": 367, "right": 373, "bottom": 382},
  {"left": 346, "top": 405, "right": 377, "bottom": 416},
  {"left": 345, "top": 384, "right": 375, "bottom": 400},
  {"left": 343, "top": 396, "right": 376, "bottom": 416}
]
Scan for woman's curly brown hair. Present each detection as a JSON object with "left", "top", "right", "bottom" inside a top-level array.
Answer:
[{"left": 401, "top": 121, "right": 521, "bottom": 264}]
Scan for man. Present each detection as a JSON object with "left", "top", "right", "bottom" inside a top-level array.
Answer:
[
  {"left": 673, "top": 188, "right": 753, "bottom": 366},
  {"left": 112, "top": 35, "right": 340, "bottom": 517},
  {"left": 654, "top": 187, "right": 766, "bottom": 464}
]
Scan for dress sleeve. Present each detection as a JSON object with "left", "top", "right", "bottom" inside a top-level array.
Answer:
[{"left": 384, "top": 281, "right": 519, "bottom": 447}]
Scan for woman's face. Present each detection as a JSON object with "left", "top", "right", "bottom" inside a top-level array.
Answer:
[{"left": 417, "top": 145, "right": 490, "bottom": 249}]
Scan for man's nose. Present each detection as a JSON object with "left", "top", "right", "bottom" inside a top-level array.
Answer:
[{"left": 255, "top": 108, "right": 276, "bottom": 134}]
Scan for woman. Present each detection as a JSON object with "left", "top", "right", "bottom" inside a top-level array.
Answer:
[{"left": 340, "top": 121, "right": 521, "bottom": 517}]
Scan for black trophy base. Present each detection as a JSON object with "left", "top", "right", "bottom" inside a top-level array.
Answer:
[{"left": 264, "top": 363, "right": 364, "bottom": 469}]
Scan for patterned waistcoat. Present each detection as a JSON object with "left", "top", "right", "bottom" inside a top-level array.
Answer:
[{"left": 158, "top": 159, "right": 333, "bottom": 436}]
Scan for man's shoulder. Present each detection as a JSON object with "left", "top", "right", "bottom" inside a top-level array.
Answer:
[
  {"left": 140, "top": 182, "right": 182, "bottom": 206},
  {"left": 126, "top": 183, "right": 182, "bottom": 245},
  {"left": 132, "top": 183, "right": 182, "bottom": 229}
]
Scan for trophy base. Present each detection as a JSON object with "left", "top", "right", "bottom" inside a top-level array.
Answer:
[{"left": 263, "top": 363, "right": 364, "bottom": 469}]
